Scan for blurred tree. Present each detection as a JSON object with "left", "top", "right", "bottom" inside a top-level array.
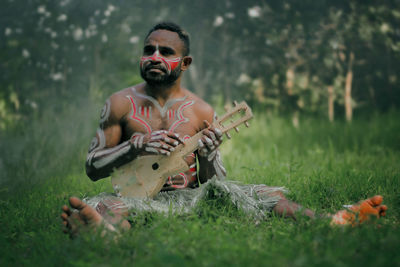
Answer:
[{"left": 1, "top": 0, "right": 399, "bottom": 130}]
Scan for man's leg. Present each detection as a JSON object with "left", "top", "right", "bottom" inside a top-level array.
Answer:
[
  {"left": 61, "top": 197, "right": 131, "bottom": 237},
  {"left": 269, "top": 191, "right": 315, "bottom": 220},
  {"left": 269, "top": 191, "right": 387, "bottom": 225}
]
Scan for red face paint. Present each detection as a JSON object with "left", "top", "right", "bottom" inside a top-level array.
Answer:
[{"left": 140, "top": 48, "right": 181, "bottom": 74}]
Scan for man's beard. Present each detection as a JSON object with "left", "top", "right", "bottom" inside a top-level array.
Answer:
[{"left": 140, "top": 62, "right": 182, "bottom": 86}]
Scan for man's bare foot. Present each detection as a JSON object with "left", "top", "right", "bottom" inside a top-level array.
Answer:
[
  {"left": 331, "top": 195, "right": 387, "bottom": 226},
  {"left": 61, "top": 197, "right": 116, "bottom": 237}
]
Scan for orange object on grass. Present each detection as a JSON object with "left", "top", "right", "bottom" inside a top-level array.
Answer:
[{"left": 331, "top": 195, "right": 387, "bottom": 226}]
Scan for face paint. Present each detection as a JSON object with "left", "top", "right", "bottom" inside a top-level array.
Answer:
[{"left": 140, "top": 44, "right": 182, "bottom": 75}]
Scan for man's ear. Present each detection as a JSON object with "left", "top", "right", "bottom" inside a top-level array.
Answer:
[{"left": 181, "top": 56, "right": 192, "bottom": 71}]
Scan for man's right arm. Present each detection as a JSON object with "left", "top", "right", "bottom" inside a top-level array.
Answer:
[{"left": 85, "top": 95, "right": 138, "bottom": 181}]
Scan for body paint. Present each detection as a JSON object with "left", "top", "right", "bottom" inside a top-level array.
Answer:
[
  {"left": 130, "top": 133, "right": 145, "bottom": 149},
  {"left": 131, "top": 87, "right": 186, "bottom": 118},
  {"left": 139, "top": 106, "right": 151, "bottom": 118},
  {"left": 169, "top": 101, "right": 195, "bottom": 131},
  {"left": 99, "top": 99, "right": 111, "bottom": 125},
  {"left": 126, "top": 95, "right": 152, "bottom": 134},
  {"left": 87, "top": 128, "right": 106, "bottom": 166},
  {"left": 87, "top": 127, "right": 133, "bottom": 170},
  {"left": 168, "top": 172, "right": 189, "bottom": 189},
  {"left": 92, "top": 141, "right": 131, "bottom": 169},
  {"left": 168, "top": 109, "right": 175, "bottom": 120}
]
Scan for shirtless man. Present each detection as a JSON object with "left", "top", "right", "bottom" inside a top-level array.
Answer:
[{"left": 61, "top": 22, "right": 387, "bottom": 236}]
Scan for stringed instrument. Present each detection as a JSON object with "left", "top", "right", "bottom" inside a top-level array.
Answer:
[{"left": 111, "top": 101, "right": 253, "bottom": 199}]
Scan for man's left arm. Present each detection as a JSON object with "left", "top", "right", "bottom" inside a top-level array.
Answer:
[{"left": 197, "top": 113, "right": 227, "bottom": 183}]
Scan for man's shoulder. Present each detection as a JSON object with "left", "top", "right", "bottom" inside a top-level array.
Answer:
[
  {"left": 109, "top": 85, "right": 137, "bottom": 101},
  {"left": 183, "top": 89, "right": 214, "bottom": 121},
  {"left": 103, "top": 85, "right": 141, "bottom": 120}
]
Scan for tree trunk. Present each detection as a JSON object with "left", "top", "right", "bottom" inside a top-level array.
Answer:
[
  {"left": 188, "top": 63, "right": 205, "bottom": 99},
  {"left": 222, "top": 33, "right": 231, "bottom": 106},
  {"left": 345, "top": 51, "right": 354, "bottom": 122},
  {"left": 328, "top": 85, "right": 334, "bottom": 122},
  {"left": 286, "top": 67, "right": 299, "bottom": 128},
  {"left": 90, "top": 45, "right": 101, "bottom": 101}
]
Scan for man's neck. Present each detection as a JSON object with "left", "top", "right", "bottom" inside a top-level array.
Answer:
[{"left": 144, "top": 79, "right": 183, "bottom": 106}]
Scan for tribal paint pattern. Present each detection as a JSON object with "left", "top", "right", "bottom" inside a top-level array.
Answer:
[
  {"left": 130, "top": 133, "right": 145, "bottom": 150},
  {"left": 169, "top": 101, "right": 195, "bottom": 132},
  {"left": 140, "top": 45, "right": 181, "bottom": 75},
  {"left": 166, "top": 135, "right": 197, "bottom": 189},
  {"left": 87, "top": 128, "right": 132, "bottom": 171},
  {"left": 87, "top": 128, "right": 106, "bottom": 166},
  {"left": 99, "top": 99, "right": 111, "bottom": 125},
  {"left": 131, "top": 87, "right": 187, "bottom": 118},
  {"left": 126, "top": 95, "right": 152, "bottom": 134}
]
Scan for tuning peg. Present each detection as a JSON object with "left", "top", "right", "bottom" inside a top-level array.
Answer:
[
  {"left": 226, "top": 132, "right": 231, "bottom": 139},
  {"left": 233, "top": 100, "right": 238, "bottom": 106},
  {"left": 234, "top": 127, "right": 239, "bottom": 133},
  {"left": 244, "top": 121, "right": 250, "bottom": 128}
]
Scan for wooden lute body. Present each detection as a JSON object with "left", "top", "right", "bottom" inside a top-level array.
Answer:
[{"left": 111, "top": 101, "right": 253, "bottom": 199}]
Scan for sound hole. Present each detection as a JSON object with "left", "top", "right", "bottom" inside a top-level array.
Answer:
[{"left": 152, "top": 163, "right": 159, "bottom": 170}]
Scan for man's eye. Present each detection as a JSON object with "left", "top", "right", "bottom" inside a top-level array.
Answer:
[
  {"left": 144, "top": 47, "right": 155, "bottom": 55},
  {"left": 160, "top": 49, "right": 174, "bottom": 56}
]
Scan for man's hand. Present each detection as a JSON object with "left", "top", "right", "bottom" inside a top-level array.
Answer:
[
  {"left": 131, "top": 130, "right": 184, "bottom": 156},
  {"left": 198, "top": 120, "right": 223, "bottom": 161}
]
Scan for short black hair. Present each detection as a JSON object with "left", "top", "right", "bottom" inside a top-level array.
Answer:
[{"left": 145, "top": 22, "right": 190, "bottom": 56}]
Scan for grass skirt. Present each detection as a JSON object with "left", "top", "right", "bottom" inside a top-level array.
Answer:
[{"left": 84, "top": 177, "right": 286, "bottom": 219}]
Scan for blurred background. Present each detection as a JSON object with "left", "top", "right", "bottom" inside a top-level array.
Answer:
[{"left": 1, "top": 0, "right": 399, "bottom": 185}]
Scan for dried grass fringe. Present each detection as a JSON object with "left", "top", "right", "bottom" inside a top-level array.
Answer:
[{"left": 84, "top": 177, "right": 287, "bottom": 219}]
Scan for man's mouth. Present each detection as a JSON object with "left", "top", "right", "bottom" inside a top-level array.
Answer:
[{"left": 146, "top": 65, "right": 166, "bottom": 73}]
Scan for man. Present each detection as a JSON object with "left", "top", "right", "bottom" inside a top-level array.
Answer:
[{"left": 61, "top": 22, "right": 387, "bottom": 236}]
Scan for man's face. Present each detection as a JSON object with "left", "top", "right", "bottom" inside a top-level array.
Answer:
[{"left": 140, "top": 30, "right": 185, "bottom": 86}]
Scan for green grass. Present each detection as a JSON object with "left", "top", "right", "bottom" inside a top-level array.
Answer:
[{"left": 1, "top": 110, "right": 399, "bottom": 266}]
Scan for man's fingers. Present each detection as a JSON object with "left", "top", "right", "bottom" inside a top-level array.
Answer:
[
  {"left": 150, "top": 131, "right": 184, "bottom": 146},
  {"left": 145, "top": 146, "right": 171, "bottom": 156},
  {"left": 167, "top": 132, "right": 185, "bottom": 145}
]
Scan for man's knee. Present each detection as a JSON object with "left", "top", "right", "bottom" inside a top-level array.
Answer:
[{"left": 95, "top": 198, "right": 129, "bottom": 217}]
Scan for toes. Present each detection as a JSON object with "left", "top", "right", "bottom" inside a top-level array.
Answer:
[
  {"left": 61, "top": 212, "right": 68, "bottom": 221},
  {"left": 378, "top": 205, "right": 388, "bottom": 217},
  {"left": 69, "top": 197, "right": 87, "bottom": 210},
  {"left": 367, "top": 195, "right": 383, "bottom": 206},
  {"left": 62, "top": 205, "right": 72, "bottom": 215}
]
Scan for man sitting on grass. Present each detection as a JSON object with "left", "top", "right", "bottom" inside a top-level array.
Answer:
[{"left": 61, "top": 22, "right": 387, "bottom": 236}]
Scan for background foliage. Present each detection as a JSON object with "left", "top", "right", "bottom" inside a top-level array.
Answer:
[{"left": 1, "top": 0, "right": 400, "bottom": 130}]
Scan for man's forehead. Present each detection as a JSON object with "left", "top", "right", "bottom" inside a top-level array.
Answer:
[{"left": 144, "top": 30, "right": 183, "bottom": 49}]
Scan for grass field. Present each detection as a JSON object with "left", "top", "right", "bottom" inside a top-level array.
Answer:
[{"left": 1, "top": 109, "right": 399, "bottom": 266}]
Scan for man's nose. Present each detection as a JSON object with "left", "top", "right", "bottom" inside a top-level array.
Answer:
[{"left": 150, "top": 51, "right": 162, "bottom": 62}]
